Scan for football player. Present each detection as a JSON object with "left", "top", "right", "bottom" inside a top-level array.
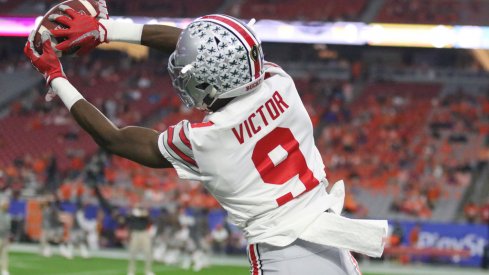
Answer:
[{"left": 24, "top": 2, "right": 388, "bottom": 274}]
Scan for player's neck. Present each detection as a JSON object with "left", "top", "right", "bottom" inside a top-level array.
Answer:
[{"left": 208, "top": 97, "right": 235, "bottom": 112}]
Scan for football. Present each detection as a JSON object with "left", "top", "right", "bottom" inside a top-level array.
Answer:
[{"left": 33, "top": 0, "right": 100, "bottom": 56}]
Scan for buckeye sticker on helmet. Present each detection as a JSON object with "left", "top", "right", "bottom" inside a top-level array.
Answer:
[{"left": 250, "top": 45, "right": 259, "bottom": 62}]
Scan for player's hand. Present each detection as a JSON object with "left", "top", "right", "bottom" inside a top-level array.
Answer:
[
  {"left": 24, "top": 30, "right": 65, "bottom": 101},
  {"left": 49, "top": 4, "right": 108, "bottom": 55}
]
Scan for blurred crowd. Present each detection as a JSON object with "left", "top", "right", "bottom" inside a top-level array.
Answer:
[
  {"left": 0, "top": 11, "right": 488, "bottom": 271},
  {"left": 464, "top": 199, "right": 489, "bottom": 224},
  {"left": 2, "top": 185, "right": 236, "bottom": 272},
  {"left": 0, "top": 42, "right": 489, "bottom": 236},
  {"left": 3, "top": 0, "right": 489, "bottom": 25},
  {"left": 0, "top": 50, "right": 248, "bottom": 271},
  {"left": 377, "top": 0, "right": 489, "bottom": 25},
  {"left": 228, "top": 0, "right": 366, "bottom": 22},
  {"left": 319, "top": 83, "right": 489, "bottom": 219},
  {"left": 0, "top": 2, "right": 488, "bottom": 274}
]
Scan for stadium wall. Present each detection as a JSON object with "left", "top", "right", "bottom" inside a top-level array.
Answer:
[{"left": 390, "top": 221, "right": 488, "bottom": 267}]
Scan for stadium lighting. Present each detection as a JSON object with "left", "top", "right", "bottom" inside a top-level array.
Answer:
[{"left": 4, "top": 16, "right": 489, "bottom": 49}]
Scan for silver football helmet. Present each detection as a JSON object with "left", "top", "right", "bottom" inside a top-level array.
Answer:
[{"left": 168, "top": 14, "right": 265, "bottom": 111}]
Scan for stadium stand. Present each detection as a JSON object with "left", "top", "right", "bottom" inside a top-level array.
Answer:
[
  {"left": 4, "top": 0, "right": 367, "bottom": 22},
  {"left": 230, "top": 0, "right": 366, "bottom": 21},
  {"left": 2, "top": 41, "right": 489, "bottom": 237},
  {"left": 2, "top": 1, "right": 489, "bottom": 270},
  {"left": 0, "top": 54, "right": 169, "bottom": 169},
  {"left": 4, "top": 0, "right": 225, "bottom": 17},
  {"left": 109, "top": 0, "right": 225, "bottom": 17},
  {"left": 376, "top": 0, "right": 489, "bottom": 25}
]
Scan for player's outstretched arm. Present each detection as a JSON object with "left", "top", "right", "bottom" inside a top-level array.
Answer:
[
  {"left": 83, "top": 18, "right": 182, "bottom": 52},
  {"left": 140, "top": 24, "right": 182, "bottom": 52},
  {"left": 68, "top": 98, "right": 171, "bottom": 168},
  {"left": 24, "top": 31, "right": 172, "bottom": 169},
  {"left": 50, "top": 4, "right": 182, "bottom": 54}
]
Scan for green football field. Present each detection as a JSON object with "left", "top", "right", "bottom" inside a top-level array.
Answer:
[
  {"left": 7, "top": 252, "right": 384, "bottom": 275},
  {"left": 9, "top": 252, "right": 247, "bottom": 275},
  {"left": 9, "top": 251, "right": 488, "bottom": 275}
]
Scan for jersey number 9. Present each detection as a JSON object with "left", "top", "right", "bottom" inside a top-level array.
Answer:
[{"left": 252, "top": 127, "right": 320, "bottom": 206}]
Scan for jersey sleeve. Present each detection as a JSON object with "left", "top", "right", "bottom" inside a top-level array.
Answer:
[{"left": 157, "top": 120, "right": 201, "bottom": 180}]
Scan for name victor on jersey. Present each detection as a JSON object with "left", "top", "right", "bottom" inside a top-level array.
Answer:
[{"left": 232, "top": 91, "right": 289, "bottom": 144}]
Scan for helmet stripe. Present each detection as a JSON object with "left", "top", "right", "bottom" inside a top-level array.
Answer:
[
  {"left": 202, "top": 15, "right": 261, "bottom": 80},
  {"left": 202, "top": 15, "right": 260, "bottom": 46}
]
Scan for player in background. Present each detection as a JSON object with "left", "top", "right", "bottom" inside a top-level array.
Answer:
[
  {"left": 152, "top": 207, "right": 179, "bottom": 264},
  {"left": 62, "top": 200, "right": 91, "bottom": 259},
  {"left": 92, "top": 183, "right": 155, "bottom": 275},
  {"left": 175, "top": 206, "right": 210, "bottom": 271},
  {"left": 126, "top": 205, "right": 153, "bottom": 275},
  {"left": 39, "top": 195, "right": 65, "bottom": 257},
  {"left": 24, "top": 2, "right": 388, "bottom": 274}
]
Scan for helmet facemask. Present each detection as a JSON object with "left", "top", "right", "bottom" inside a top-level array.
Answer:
[{"left": 168, "top": 53, "right": 221, "bottom": 111}]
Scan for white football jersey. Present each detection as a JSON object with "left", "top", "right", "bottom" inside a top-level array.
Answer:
[{"left": 158, "top": 63, "right": 337, "bottom": 246}]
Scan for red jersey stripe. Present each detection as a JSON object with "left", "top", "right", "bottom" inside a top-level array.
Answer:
[
  {"left": 191, "top": 121, "right": 214, "bottom": 128},
  {"left": 179, "top": 126, "right": 191, "bottom": 149},
  {"left": 167, "top": 126, "right": 197, "bottom": 167}
]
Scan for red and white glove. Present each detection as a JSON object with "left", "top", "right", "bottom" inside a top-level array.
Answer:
[
  {"left": 97, "top": 0, "right": 109, "bottom": 20},
  {"left": 24, "top": 30, "right": 66, "bottom": 84},
  {"left": 50, "top": 0, "right": 143, "bottom": 53},
  {"left": 49, "top": 3, "right": 108, "bottom": 56},
  {"left": 24, "top": 30, "right": 66, "bottom": 101},
  {"left": 25, "top": 31, "right": 85, "bottom": 108}
]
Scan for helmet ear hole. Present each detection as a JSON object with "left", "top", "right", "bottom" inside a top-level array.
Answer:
[
  {"left": 203, "top": 94, "right": 214, "bottom": 106},
  {"left": 202, "top": 84, "right": 219, "bottom": 106}
]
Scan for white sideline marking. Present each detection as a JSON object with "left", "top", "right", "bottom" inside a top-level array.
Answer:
[{"left": 9, "top": 243, "right": 249, "bottom": 266}]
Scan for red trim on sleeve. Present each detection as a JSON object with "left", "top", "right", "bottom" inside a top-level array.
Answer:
[
  {"left": 179, "top": 126, "right": 192, "bottom": 149},
  {"left": 191, "top": 121, "right": 214, "bottom": 128},
  {"left": 167, "top": 127, "right": 197, "bottom": 167}
]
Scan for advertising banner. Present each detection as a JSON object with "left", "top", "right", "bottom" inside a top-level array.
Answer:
[{"left": 391, "top": 221, "right": 488, "bottom": 267}]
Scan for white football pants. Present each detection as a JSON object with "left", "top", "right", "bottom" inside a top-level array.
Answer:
[{"left": 247, "top": 238, "right": 361, "bottom": 275}]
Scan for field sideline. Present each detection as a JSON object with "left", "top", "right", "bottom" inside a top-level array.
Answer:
[{"left": 7, "top": 244, "right": 488, "bottom": 275}]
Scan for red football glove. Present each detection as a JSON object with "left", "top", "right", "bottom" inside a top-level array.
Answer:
[
  {"left": 24, "top": 30, "right": 66, "bottom": 101},
  {"left": 24, "top": 30, "right": 66, "bottom": 85},
  {"left": 49, "top": 3, "right": 108, "bottom": 56}
]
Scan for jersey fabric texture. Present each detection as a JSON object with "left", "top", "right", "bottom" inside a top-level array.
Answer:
[{"left": 158, "top": 62, "right": 338, "bottom": 247}]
